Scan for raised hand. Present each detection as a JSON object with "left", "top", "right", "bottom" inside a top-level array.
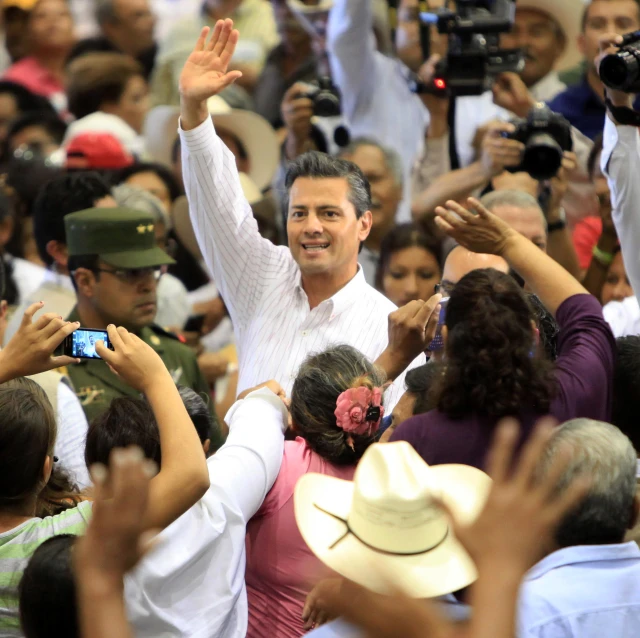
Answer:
[
  {"left": 179, "top": 20, "right": 243, "bottom": 106},
  {"left": 0, "top": 302, "right": 80, "bottom": 382},
  {"left": 435, "top": 197, "right": 517, "bottom": 256}
]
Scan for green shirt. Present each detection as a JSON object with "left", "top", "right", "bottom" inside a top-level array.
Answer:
[
  {"left": 0, "top": 501, "right": 92, "bottom": 634},
  {"left": 64, "top": 308, "right": 224, "bottom": 450}
]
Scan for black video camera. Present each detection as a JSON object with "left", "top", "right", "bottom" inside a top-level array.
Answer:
[
  {"left": 503, "top": 104, "right": 573, "bottom": 181},
  {"left": 300, "top": 77, "right": 342, "bottom": 118},
  {"left": 414, "top": 0, "right": 523, "bottom": 97},
  {"left": 599, "top": 30, "right": 640, "bottom": 93}
]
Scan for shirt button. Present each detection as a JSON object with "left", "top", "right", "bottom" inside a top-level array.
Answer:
[{"left": 302, "top": 330, "right": 309, "bottom": 336}]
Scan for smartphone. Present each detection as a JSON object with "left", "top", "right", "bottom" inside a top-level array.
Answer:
[
  {"left": 63, "top": 328, "right": 113, "bottom": 360},
  {"left": 183, "top": 314, "right": 206, "bottom": 333},
  {"left": 427, "top": 297, "right": 449, "bottom": 353}
]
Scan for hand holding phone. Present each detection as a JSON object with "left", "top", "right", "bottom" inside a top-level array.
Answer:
[
  {"left": 63, "top": 328, "right": 114, "bottom": 360},
  {"left": 427, "top": 297, "right": 449, "bottom": 353},
  {"left": 96, "top": 325, "right": 170, "bottom": 394}
]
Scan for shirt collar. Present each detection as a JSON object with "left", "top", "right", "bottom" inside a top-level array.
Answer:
[
  {"left": 525, "top": 542, "right": 640, "bottom": 582},
  {"left": 295, "top": 265, "right": 368, "bottom": 315}
]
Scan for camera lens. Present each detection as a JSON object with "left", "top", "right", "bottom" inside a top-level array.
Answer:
[
  {"left": 600, "top": 48, "right": 640, "bottom": 91},
  {"left": 314, "top": 92, "right": 341, "bottom": 118},
  {"left": 522, "top": 132, "right": 563, "bottom": 181}
]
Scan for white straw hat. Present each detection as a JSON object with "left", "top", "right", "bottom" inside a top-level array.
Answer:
[
  {"left": 144, "top": 100, "right": 280, "bottom": 193},
  {"left": 294, "top": 442, "right": 491, "bottom": 598}
]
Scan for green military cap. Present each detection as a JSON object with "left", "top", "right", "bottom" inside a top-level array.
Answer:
[{"left": 65, "top": 207, "right": 175, "bottom": 269}]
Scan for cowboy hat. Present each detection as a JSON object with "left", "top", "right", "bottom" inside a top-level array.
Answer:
[
  {"left": 294, "top": 442, "right": 491, "bottom": 598},
  {"left": 144, "top": 99, "right": 279, "bottom": 193},
  {"left": 515, "top": 0, "right": 584, "bottom": 71}
]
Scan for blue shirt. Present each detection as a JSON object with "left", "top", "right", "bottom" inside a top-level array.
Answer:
[
  {"left": 518, "top": 542, "right": 640, "bottom": 638},
  {"left": 547, "top": 77, "right": 640, "bottom": 140}
]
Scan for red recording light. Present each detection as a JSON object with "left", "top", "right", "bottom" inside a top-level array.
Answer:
[{"left": 434, "top": 78, "right": 447, "bottom": 89}]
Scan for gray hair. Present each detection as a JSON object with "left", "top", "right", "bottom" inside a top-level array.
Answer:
[
  {"left": 111, "top": 184, "right": 172, "bottom": 231},
  {"left": 339, "top": 137, "right": 404, "bottom": 189},
  {"left": 538, "top": 418, "right": 638, "bottom": 547},
  {"left": 480, "top": 189, "right": 547, "bottom": 232},
  {"left": 284, "top": 151, "right": 371, "bottom": 218},
  {"left": 95, "top": 0, "right": 118, "bottom": 26}
]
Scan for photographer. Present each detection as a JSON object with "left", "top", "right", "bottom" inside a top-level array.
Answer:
[{"left": 598, "top": 33, "right": 640, "bottom": 335}]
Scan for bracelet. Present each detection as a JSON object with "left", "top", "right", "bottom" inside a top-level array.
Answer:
[
  {"left": 592, "top": 245, "right": 615, "bottom": 267},
  {"left": 547, "top": 219, "right": 566, "bottom": 233}
]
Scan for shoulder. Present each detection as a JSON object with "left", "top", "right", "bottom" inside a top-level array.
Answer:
[{"left": 547, "top": 82, "right": 588, "bottom": 109}]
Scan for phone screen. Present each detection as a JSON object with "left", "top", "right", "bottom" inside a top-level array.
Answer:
[
  {"left": 67, "top": 329, "right": 110, "bottom": 359},
  {"left": 427, "top": 297, "right": 449, "bottom": 353}
]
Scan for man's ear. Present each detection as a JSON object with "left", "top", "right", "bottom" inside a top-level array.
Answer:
[
  {"left": 73, "top": 268, "right": 97, "bottom": 298},
  {"left": 358, "top": 210, "right": 373, "bottom": 242},
  {"left": 45, "top": 240, "right": 69, "bottom": 269}
]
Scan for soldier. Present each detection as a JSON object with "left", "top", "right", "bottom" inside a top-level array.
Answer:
[{"left": 63, "top": 206, "right": 224, "bottom": 447}]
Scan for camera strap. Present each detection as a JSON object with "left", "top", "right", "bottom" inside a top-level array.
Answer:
[
  {"left": 604, "top": 97, "right": 640, "bottom": 127},
  {"left": 447, "top": 98, "right": 461, "bottom": 170}
]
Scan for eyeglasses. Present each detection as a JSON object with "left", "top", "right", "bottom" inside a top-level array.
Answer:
[{"left": 93, "top": 267, "right": 164, "bottom": 284}]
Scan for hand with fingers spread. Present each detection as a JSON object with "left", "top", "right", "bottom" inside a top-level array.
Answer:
[
  {"left": 480, "top": 120, "right": 525, "bottom": 179},
  {"left": 0, "top": 302, "right": 80, "bottom": 382},
  {"left": 440, "top": 418, "right": 589, "bottom": 574},
  {"left": 96, "top": 325, "right": 169, "bottom": 394},
  {"left": 179, "top": 19, "right": 243, "bottom": 126},
  {"left": 375, "top": 295, "right": 442, "bottom": 380},
  {"left": 74, "top": 446, "right": 157, "bottom": 638},
  {"left": 435, "top": 197, "right": 517, "bottom": 256}
]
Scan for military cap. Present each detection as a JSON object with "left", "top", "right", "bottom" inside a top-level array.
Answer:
[{"left": 65, "top": 207, "right": 175, "bottom": 269}]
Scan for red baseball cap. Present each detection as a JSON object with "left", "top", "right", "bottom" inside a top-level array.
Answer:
[{"left": 65, "top": 133, "right": 135, "bottom": 170}]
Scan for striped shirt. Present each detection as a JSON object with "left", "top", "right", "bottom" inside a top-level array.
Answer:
[
  {"left": 0, "top": 501, "right": 92, "bottom": 636},
  {"left": 180, "top": 117, "right": 409, "bottom": 402}
]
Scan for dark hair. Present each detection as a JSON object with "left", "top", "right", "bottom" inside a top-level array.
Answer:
[
  {"left": 0, "top": 378, "right": 57, "bottom": 511},
  {"left": 284, "top": 151, "right": 371, "bottom": 219},
  {"left": 85, "top": 389, "right": 214, "bottom": 469},
  {"left": 116, "top": 162, "right": 183, "bottom": 203},
  {"left": 19, "top": 535, "right": 78, "bottom": 638},
  {"left": 0, "top": 81, "right": 57, "bottom": 115},
  {"left": 612, "top": 336, "right": 640, "bottom": 450},
  {"left": 528, "top": 294, "right": 560, "bottom": 361},
  {"left": 582, "top": 0, "right": 640, "bottom": 31},
  {"left": 171, "top": 136, "right": 181, "bottom": 164},
  {"left": 430, "top": 269, "right": 556, "bottom": 418},
  {"left": 404, "top": 364, "right": 439, "bottom": 416},
  {"left": 85, "top": 397, "right": 161, "bottom": 468},
  {"left": 290, "top": 345, "right": 386, "bottom": 465},
  {"left": 587, "top": 133, "right": 604, "bottom": 180},
  {"left": 4, "top": 110, "right": 67, "bottom": 150},
  {"left": 375, "top": 223, "right": 443, "bottom": 291},
  {"left": 33, "top": 172, "right": 112, "bottom": 266},
  {"left": 66, "top": 53, "right": 144, "bottom": 120}
]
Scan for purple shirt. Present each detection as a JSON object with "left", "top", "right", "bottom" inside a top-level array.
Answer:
[{"left": 390, "top": 294, "right": 615, "bottom": 469}]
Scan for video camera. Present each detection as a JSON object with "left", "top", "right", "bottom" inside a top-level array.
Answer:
[
  {"left": 503, "top": 104, "right": 573, "bottom": 181},
  {"left": 299, "top": 77, "right": 342, "bottom": 118},
  {"left": 413, "top": 0, "right": 523, "bottom": 97},
  {"left": 599, "top": 30, "right": 640, "bottom": 93}
]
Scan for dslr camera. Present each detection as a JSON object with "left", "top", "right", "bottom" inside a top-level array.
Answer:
[
  {"left": 503, "top": 104, "right": 573, "bottom": 181},
  {"left": 599, "top": 30, "right": 640, "bottom": 93},
  {"left": 300, "top": 77, "right": 342, "bottom": 118},
  {"left": 414, "top": 0, "right": 523, "bottom": 97}
]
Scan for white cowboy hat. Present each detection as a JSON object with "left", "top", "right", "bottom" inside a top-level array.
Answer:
[
  {"left": 294, "top": 442, "right": 491, "bottom": 598},
  {"left": 143, "top": 99, "right": 280, "bottom": 193},
  {"left": 515, "top": 0, "right": 584, "bottom": 71}
]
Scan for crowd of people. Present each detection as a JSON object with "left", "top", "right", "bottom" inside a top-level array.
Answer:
[{"left": 0, "top": 0, "right": 639, "bottom": 636}]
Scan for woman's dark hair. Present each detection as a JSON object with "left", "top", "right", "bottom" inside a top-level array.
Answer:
[
  {"left": 19, "top": 535, "right": 78, "bottom": 638},
  {"left": 290, "top": 345, "right": 386, "bottom": 465},
  {"left": 0, "top": 81, "right": 56, "bottom": 116},
  {"left": 85, "top": 390, "right": 214, "bottom": 469},
  {"left": 66, "top": 53, "right": 144, "bottom": 120},
  {"left": 430, "top": 269, "right": 556, "bottom": 418},
  {"left": 3, "top": 110, "right": 67, "bottom": 156},
  {"left": 85, "top": 397, "right": 161, "bottom": 468},
  {"left": 375, "top": 223, "right": 443, "bottom": 291},
  {"left": 0, "top": 378, "right": 59, "bottom": 511},
  {"left": 404, "top": 364, "right": 439, "bottom": 416},
  {"left": 116, "top": 162, "right": 183, "bottom": 203}
]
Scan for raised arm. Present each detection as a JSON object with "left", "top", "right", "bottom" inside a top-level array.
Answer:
[
  {"left": 435, "top": 198, "right": 587, "bottom": 316},
  {"left": 178, "top": 21, "right": 290, "bottom": 329},
  {"left": 97, "top": 326, "right": 209, "bottom": 531}
]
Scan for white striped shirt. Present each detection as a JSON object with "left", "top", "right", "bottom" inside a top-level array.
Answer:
[{"left": 180, "top": 117, "right": 410, "bottom": 403}]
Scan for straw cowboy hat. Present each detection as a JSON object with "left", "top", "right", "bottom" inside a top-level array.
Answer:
[
  {"left": 294, "top": 442, "right": 492, "bottom": 598},
  {"left": 144, "top": 98, "right": 280, "bottom": 193},
  {"left": 515, "top": 0, "right": 584, "bottom": 71}
]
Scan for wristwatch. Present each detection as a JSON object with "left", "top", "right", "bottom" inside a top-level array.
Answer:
[{"left": 547, "top": 207, "right": 566, "bottom": 233}]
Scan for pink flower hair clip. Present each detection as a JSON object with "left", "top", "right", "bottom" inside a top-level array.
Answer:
[{"left": 334, "top": 386, "right": 385, "bottom": 451}]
